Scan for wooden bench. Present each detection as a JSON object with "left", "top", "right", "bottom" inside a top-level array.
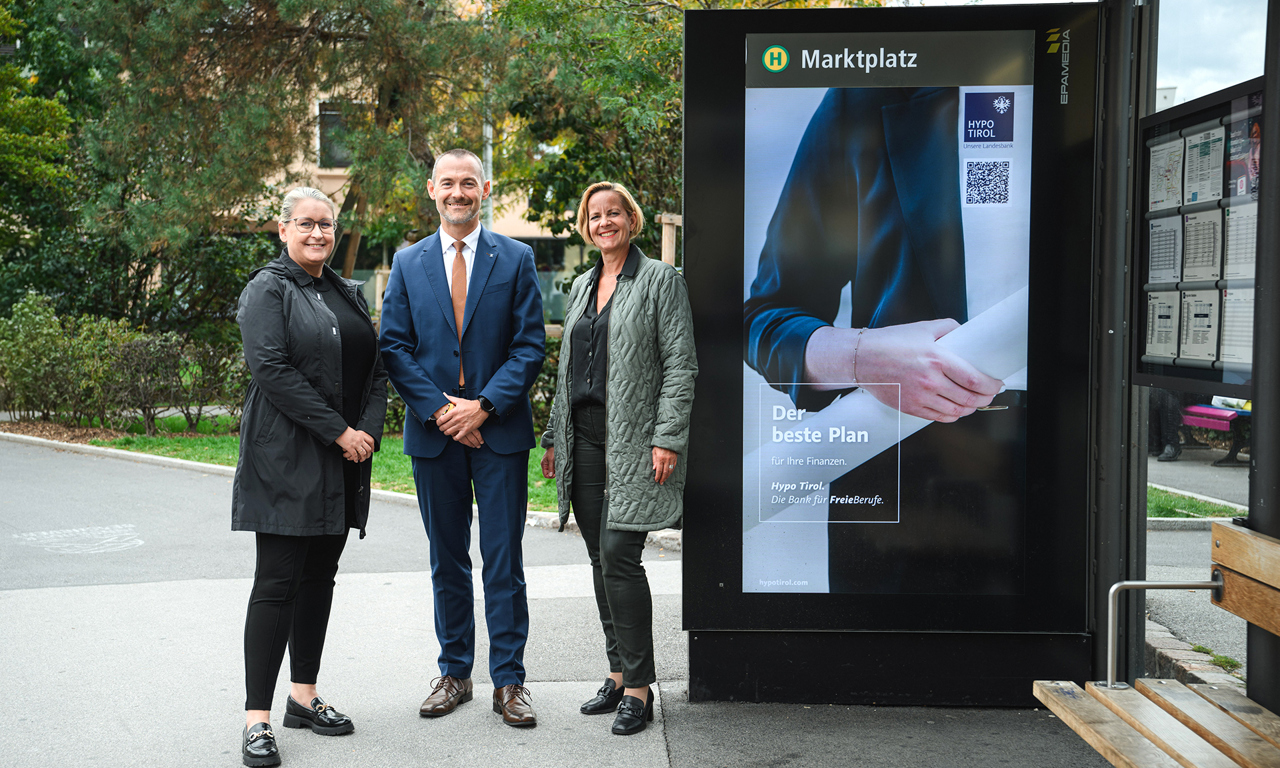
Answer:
[
  {"left": 1183, "top": 405, "right": 1251, "bottom": 467},
  {"left": 1035, "top": 522, "right": 1280, "bottom": 767}
]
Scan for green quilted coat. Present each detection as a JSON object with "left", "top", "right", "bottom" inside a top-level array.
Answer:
[{"left": 541, "top": 247, "right": 698, "bottom": 532}]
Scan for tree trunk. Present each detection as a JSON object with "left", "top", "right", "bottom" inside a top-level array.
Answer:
[{"left": 341, "top": 190, "right": 367, "bottom": 279}]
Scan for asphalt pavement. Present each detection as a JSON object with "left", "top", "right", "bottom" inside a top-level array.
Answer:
[
  {"left": 1145, "top": 447, "right": 1252, "bottom": 681},
  {"left": 0, "top": 438, "right": 1110, "bottom": 768},
  {"left": 1146, "top": 444, "right": 1250, "bottom": 506}
]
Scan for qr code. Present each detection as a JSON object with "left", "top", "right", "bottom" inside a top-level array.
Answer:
[{"left": 965, "top": 160, "right": 1010, "bottom": 205}]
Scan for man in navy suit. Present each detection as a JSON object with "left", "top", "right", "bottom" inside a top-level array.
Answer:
[{"left": 380, "top": 148, "right": 545, "bottom": 726}]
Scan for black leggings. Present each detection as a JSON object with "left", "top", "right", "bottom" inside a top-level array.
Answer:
[
  {"left": 571, "top": 405, "right": 656, "bottom": 688},
  {"left": 244, "top": 532, "right": 348, "bottom": 711}
]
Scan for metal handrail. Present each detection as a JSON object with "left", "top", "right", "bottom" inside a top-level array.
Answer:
[{"left": 1103, "top": 572, "right": 1224, "bottom": 689}]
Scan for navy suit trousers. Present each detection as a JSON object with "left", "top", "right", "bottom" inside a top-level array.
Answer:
[{"left": 411, "top": 439, "right": 530, "bottom": 686}]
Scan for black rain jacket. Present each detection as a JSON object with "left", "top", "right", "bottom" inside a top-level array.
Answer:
[{"left": 231, "top": 253, "right": 388, "bottom": 537}]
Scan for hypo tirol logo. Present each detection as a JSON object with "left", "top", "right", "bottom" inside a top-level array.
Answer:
[
  {"left": 762, "top": 45, "right": 789, "bottom": 72},
  {"left": 963, "top": 92, "right": 1015, "bottom": 142}
]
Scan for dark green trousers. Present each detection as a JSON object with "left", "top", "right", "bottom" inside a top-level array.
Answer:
[{"left": 571, "top": 405, "right": 656, "bottom": 688}]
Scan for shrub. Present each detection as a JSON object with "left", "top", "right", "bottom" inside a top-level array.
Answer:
[
  {"left": 109, "top": 332, "right": 183, "bottom": 436},
  {"left": 177, "top": 340, "right": 246, "bottom": 431},
  {"left": 530, "top": 334, "right": 560, "bottom": 436},
  {"left": 67, "top": 314, "right": 144, "bottom": 428},
  {"left": 386, "top": 383, "right": 407, "bottom": 434},
  {"left": 0, "top": 293, "right": 76, "bottom": 420}
]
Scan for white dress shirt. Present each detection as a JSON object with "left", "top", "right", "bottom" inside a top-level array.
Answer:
[{"left": 439, "top": 224, "right": 483, "bottom": 293}]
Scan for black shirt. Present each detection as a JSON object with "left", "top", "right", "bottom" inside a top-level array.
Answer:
[
  {"left": 313, "top": 274, "right": 377, "bottom": 424},
  {"left": 570, "top": 246, "right": 642, "bottom": 409},
  {"left": 314, "top": 274, "right": 377, "bottom": 529}
]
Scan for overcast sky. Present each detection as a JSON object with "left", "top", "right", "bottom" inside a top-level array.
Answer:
[{"left": 891, "top": 0, "right": 1269, "bottom": 108}]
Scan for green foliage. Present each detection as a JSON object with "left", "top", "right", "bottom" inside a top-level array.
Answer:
[
  {"left": 0, "top": 0, "right": 73, "bottom": 248},
  {"left": 530, "top": 333, "right": 559, "bottom": 435},
  {"left": 0, "top": 292, "right": 249, "bottom": 431},
  {"left": 497, "top": 0, "right": 883, "bottom": 260},
  {"left": 176, "top": 340, "right": 248, "bottom": 430},
  {"left": 1191, "top": 645, "right": 1243, "bottom": 674},
  {"left": 498, "top": 0, "right": 682, "bottom": 257},
  {"left": 86, "top": 431, "right": 560, "bottom": 512},
  {"left": 385, "top": 383, "right": 407, "bottom": 434},
  {"left": 1146, "top": 487, "right": 1242, "bottom": 519},
  {"left": 111, "top": 331, "right": 184, "bottom": 436},
  {"left": 0, "top": 291, "right": 72, "bottom": 418}
]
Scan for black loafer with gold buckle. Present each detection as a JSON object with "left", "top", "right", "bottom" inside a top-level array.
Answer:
[
  {"left": 242, "top": 722, "right": 280, "bottom": 767},
  {"left": 282, "top": 695, "right": 355, "bottom": 736}
]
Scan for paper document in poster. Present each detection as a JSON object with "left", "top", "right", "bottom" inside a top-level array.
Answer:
[
  {"left": 1147, "top": 216, "right": 1182, "bottom": 284},
  {"left": 743, "top": 289, "right": 1029, "bottom": 593},
  {"left": 1179, "top": 290, "right": 1219, "bottom": 362},
  {"left": 1184, "top": 127, "right": 1225, "bottom": 204},
  {"left": 1224, "top": 203, "right": 1258, "bottom": 280},
  {"left": 1149, "top": 139, "right": 1184, "bottom": 212},
  {"left": 1220, "top": 288, "right": 1254, "bottom": 366},
  {"left": 1145, "top": 291, "right": 1179, "bottom": 358},
  {"left": 1182, "top": 210, "right": 1222, "bottom": 282}
]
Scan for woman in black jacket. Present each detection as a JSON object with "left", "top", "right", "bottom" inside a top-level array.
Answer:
[{"left": 233, "top": 187, "right": 387, "bottom": 767}]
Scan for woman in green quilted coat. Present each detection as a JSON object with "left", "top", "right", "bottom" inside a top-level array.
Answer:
[{"left": 540, "top": 181, "right": 697, "bottom": 736}]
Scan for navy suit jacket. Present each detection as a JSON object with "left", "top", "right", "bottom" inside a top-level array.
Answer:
[
  {"left": 744, "top": 87, "right": 965, "bottom": 411},
  {"left": 379, "top": 227, "right": 545, "bottom": 459}
]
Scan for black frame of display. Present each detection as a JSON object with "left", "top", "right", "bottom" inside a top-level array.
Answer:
[
  {"left": 683, "top": 3, "right": 1100, "bottom": 704},
  {"left": 1130, "top": 76, "right": 1264, "bottom": 398}
]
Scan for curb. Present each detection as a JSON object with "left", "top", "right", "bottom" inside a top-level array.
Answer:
[
  {"left": 0, "top": 430, "right": 682, "bottom": 552},
  {"left": 0, "top": 430, "right": 238, "bottom": 476},
  {"left": 1145, "top": 618, "right": 1246, "bottom": 690},
  {"left": 1146, "top": 517, "right": 1239, "bottom": 531}
]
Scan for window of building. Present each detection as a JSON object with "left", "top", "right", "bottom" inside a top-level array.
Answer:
[{"left": 319, "top": 102, "right": 353, "bottom": 168}]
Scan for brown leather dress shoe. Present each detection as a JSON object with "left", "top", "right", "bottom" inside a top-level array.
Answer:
[
  {"left": 419, "top": 676, "right": 473, "bottom": 717},
  {"left": 492, "top": 684, "right": 537, "bottom": 727}
]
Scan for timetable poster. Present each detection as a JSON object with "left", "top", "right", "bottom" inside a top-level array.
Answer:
[
  {"left": 1145, "top": 292, "right": 1180, "bottom": 358},
  {"left": 1184, "top": 127, "right": 1225, "bottom": 204},
  {"left": 742, "top": 30, "right": 1033, "bottom": 595},
  {"left": 1149, "top": 139, "right": 1184, "bottom": 212},
  {"left": 1148, "top": 217, "right": 1182, "bottom": 283},
  {"left": 1227, "top": 92, "right": 1262, "bottom": 201},
  {"left": 1179, "top": 290, "right": 1220, "bottom": 361},
  {"left": 1220, "top": 288, "right": 1255, "bottom": 366},
  {"left": 1182, "top": 210, "right": 1222, "bottom": 282},
  {"left": 1224, "top": 203, "right": 1258, "bottom": 280}
]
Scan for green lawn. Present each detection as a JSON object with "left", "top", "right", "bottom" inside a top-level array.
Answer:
[
  {"left": 83, "top": 431, "right": 1237, "bottom": 521},
  {"left": 1147, "top": 487, "right": 1243, "bottom": 519},
  {"left": 89, "top": 433, "right": 558, "bottom": 511}
]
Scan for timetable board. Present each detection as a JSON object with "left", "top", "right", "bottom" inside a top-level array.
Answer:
[{"left": 1133, "top": 77, "right": 1262, "bottom": 397}]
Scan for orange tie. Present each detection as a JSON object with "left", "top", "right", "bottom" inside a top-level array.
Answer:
[{"left": 451, "top": 240, "right": 466, "bottom": 387}]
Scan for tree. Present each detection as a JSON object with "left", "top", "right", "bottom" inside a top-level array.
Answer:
[
  {"left": 496, "top": 0, "right": 885, "bottom": 261},
  {"left": 0, "top": 0, "right": 72, "bottom": 249},
  {"left": 2, "top": 0, "right": 507, "bottom": 331}
]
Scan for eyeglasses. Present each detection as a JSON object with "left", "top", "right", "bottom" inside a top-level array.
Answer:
[{"left": 284, "top": 217, "right": 337, "bottom": 233}]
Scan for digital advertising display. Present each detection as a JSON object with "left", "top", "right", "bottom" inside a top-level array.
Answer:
[
  {"left": 684, "top": 2, "right": 1099, "bottom": 659},
  {"left": 741, "top": 31, "right": 1035, "bottom": 596}
]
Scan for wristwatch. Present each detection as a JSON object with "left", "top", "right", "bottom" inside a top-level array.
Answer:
[{"left": 478, "top": 396, "right": 498, "bottom": 417}]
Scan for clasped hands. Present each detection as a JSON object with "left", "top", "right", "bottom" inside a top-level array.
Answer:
[
  {"left": 433, "top": 394, "right": 489, "bottom": 448},
  {"left": 804, "top": 319, "right": 1004, "bottom": 422},
  {"left": 541, "top": 445, "right": 679, "bottom": 485},
  {"left": 335, "top": 427, "right": 376, "bottom": 463}
]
